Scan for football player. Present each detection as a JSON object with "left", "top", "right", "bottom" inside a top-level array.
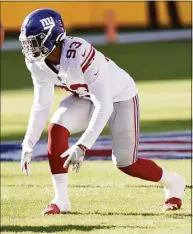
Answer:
[{"left": 19, "top": 9, "right": 186, "bottom": 215}]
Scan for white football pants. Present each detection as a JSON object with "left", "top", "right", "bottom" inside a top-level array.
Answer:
[{"left": 50, "top": 94, "right": 139, "bottom": 167}]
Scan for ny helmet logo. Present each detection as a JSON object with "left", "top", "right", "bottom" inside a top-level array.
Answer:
[{"left": 40, "top": 17, "right": 55, "bottom": 30}]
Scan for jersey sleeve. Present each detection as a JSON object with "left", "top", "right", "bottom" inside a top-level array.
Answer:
[
  {"left": 79, "top": 42, "right": 95, "bottom": 74},
  {"left": 76, "top": 66, "right": 113, "bottom": 149},
  {"left": 62, "top": 37, "right": 113, "bottom": 149},
  {"left": 22, "top": 63, "right": 54, "bottom": 148},
  {"left": 67, "top": 38, "right": 113, "bottom": 149}
]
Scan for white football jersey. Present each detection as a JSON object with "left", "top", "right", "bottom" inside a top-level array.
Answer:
[
  {"left": 26, "top": 36, "right": 137, "bottom": 102},
  {"left": 23, "top": 36, "right": 138, "bottom": 148}
]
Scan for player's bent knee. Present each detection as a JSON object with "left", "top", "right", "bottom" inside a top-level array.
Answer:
[
  {"left": 112, "top": 150, "right": 136, "bottom": 168},
  {"left": 50, "top": 107, "right": 68, "bottom": 127}
]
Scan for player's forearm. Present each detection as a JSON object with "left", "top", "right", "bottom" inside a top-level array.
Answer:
[
  {"left": 22, "top": 104, "right": 51, "bottom": 148},
  {"left": 78, "top": 69, "right": 114, "bottom": 149},
  {"left": 22, "top": 76, "right": 54, "bottom": 148}
]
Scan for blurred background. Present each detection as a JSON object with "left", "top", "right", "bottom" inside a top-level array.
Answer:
[{"left": 1, "top": 1, "right": 191, "bottom": 160}]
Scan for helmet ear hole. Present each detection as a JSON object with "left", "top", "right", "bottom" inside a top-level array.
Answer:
[
  {"left": 43, "top": 48, "right": 48, "bottom": 53},
  {"left": 39, "top": 33, "right": 44, "bottom": 39}
]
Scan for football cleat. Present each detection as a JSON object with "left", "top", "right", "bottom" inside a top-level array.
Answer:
[
  {"left": 41, "top": 203, "right": 60, "bottom": 215},
  {"left": 41, "top": 203, "right": 70, "bottom": 215},
  {"left": 164, "top": 197, "right": 182, "bottom": 211},
  {"left": 163, "top": 173, "right": 186, "bottom": 211}
]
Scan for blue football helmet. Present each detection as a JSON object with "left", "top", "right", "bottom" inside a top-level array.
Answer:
[{"left": 19, "top": 8, "right": 66, "bottom": 63}]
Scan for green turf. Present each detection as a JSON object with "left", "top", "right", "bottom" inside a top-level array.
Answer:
[
  {"left": 1, "top": 79, "right": 191, "bottom": 141},
  {"left": 1, "top": 41, "right": 191, "bottom": 91},
  {"left": 1, "top": 160, "right": 191, "bottom": 234}
]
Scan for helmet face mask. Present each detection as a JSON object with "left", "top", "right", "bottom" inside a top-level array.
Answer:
[
  {"left": 20, "top": 33, "right": 50, "bottom": 63},
  {"left": 19, "top": 9, "right": 66, "bottom": 63}
]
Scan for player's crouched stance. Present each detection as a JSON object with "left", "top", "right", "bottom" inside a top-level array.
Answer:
[{"left": 19, "top": 9, "right": 186, "bottom": 215}]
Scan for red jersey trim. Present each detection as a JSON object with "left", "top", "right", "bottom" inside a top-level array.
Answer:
[
  {"left": 81, "top": 49, "right": 95, "bottom": 73},
  {"left": 81, "top": 45, "right": 93, "bottom": 67}
]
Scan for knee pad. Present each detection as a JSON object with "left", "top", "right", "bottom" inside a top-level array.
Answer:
[{"left": 112, "top": 149, "right": 136, "bottom": 168}]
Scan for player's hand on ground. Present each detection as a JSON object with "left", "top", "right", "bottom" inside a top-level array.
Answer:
[
  {"left": 61, "top": 144, "right": 87, "bottom": 173},
  {"left": 20, "top": 142, "right": 33, "bottom": 176}
]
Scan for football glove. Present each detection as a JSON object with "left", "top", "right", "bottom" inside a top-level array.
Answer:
[
  {"left": 20, "top": 141, "right": 33, "bottom": 176},
  {"left": 61, "top": 144, "right": 87, "bottom": 173}
]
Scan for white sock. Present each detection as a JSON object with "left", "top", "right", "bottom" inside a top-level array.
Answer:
[
  {"left": 158, "top": 167, "right": 174, "bottom": 187},
  {"left": 51, "top": 173, "right": 71, "bottom": 212}
]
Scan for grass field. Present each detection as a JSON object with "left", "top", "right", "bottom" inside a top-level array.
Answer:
[{"left": 1, "top": 160, "right": 191, "bottom": 234}]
